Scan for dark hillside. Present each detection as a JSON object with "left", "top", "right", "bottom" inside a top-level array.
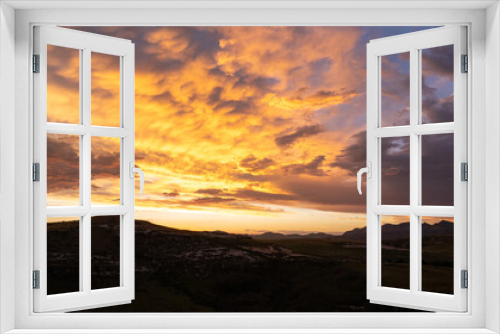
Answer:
[{"left": 46, "top": 217, "right": 453, "bottom": 312}]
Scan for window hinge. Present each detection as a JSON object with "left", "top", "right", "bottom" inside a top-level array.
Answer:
[
  {"left": 33, "top": 54, "right": 40, "bottom": 73},
  {"left": 461, "top": 270, "right": 468, "bottom": 289},
  {"left": 33, "top": 270, "right": 40, "bottom": 289},
  {"left": 33, "top": 163, "right": 40, "bottom": 182},
  {"left": 461, "top": 54, "right": 468, "bottom": 73},
  {"left": 461, "top": 162, "right": 468, "bottom": 182}
]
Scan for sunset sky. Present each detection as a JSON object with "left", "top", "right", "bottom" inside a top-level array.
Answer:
[{"left": 46, "top": 26, "right": 454, "bottom": 234}]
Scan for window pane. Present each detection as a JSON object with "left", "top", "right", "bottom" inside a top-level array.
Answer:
[
  {"left": 421, "top": 134, "right": 454, "bottom": 206},
  {"left": 421, "top": 216, "right": 454, "bottom": 294},
  {"left": 381, "top": 52, "right": 410, "bottom": 127},
  {"left": 381, "top": 215, "right": 410, "bottom": 290},
  {"left": 91, "top": 137, "right": 121, "bottom": 205},
  {"left": 381, "top": 137, "right": 410, "bottom": 205},
  {"left": 47, "top": 134, "right": 80, "bottom": 206},
  {"left": 47, "top": 45, "right": 80, "bottom": 124},
  {"left": 421, "top": 45, "right": 454, "bottom": 124},
  {"left": 91, "top": 52, "right": 121, "bottom": 127},
  {"left": 47, "top": 216, "right": 80, "bottom": 295},
  {"left": 92, "top": 215, "right": 121, "bottom": 290}
]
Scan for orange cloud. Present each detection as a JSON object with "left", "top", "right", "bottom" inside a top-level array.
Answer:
[{"left": 49, "top": 26, "right": 435, "bottom": 234}]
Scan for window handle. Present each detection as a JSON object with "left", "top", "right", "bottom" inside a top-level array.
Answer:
[
  {"left": 357, "top": 162, "right": 371, "bottom": 195},
  {"left": 129, "top": 162, "right": 144, "bottom": 195}
]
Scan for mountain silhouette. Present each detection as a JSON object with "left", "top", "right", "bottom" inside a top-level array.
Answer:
[
  {"left": 253, "top": 231, "right": 335, "bottom": 240},
  {"left": 342, "top": 220, "right": 453, "bottom": 240}
]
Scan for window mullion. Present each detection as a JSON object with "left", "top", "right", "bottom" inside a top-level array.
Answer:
[
  {"left": 82, "top": 47, "right": 92, "bottom": 294},
  {"left": 409, "top": 47, "right": 420, "bottom": 294}
]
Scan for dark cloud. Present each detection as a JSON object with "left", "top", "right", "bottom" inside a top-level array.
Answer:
[
  {"left": 90, "top": 140, "right": 121, "bottom": 200},
  {"left": 208, "top": 66, "right": 226, "bottom": 77},
  {"left": 214, "top": 99, "right": 254, "bottom": 115},
  {"left": 240, "top": 155, "right": 275, "bottom": 171},
  {"left": 163, "top": 189, "right": 180, "bottom": 197},
  {"left": 275, "top": 176, "right": 365, "bottom": 212},
  {"left": 47, "top": 46, "right": 79, "bottom": 93},
  {"left": 381, "top": 46, "right": 453, "bottom": 127},
  {"left": 379, "top": 72, "right": 411, "bottom": 126},
  {"left": 332, "top": 131, "right": 410, "bottom": 205},
  {"left": 185, "top": 27, "right": 224, "bottom": 62},
  {"left": 47, "top": 136, "right": 79, "bottom": 164},
  {"left": 91, "top": 87, "right": 116, "bottom": 100},
  {"left": 147, "top": 27, "right": 222, "bottom": 65},
  {"left": 380, "top": 53, "right": 410, "bottom": 126},
  {"left": 154, "top": 58, "right": 185, "bottom": 72},
  {"left": 287, "top": 65, "right": 303, "bottom": 76},
  {"left": 310, "top": 89, "right": 348, "bottom": 100},
  {"left": 91, "top": 149, "right": 120, "bottom": 178},
  {"left": 249, "top": 76, "right": 280, "bottom": 90},
  {"left": 331, "top": 131, "right": 367, "bottom": 175},
  {"left": 381, "top": 55, "right": 410, "bottom": 101},
  {"left": 234, "top": 173, "right": 276, "bottom": 182},
  {"left": 206, "top": 85, "right": 257, "bottom": 115},
  {"left": 283, "top": 155, "right": 327, "bottom": 176},
  {"left": 421, "top": 134, "right": 453, "bottom": 206},
  {"left": 422, "top": 45, "right": 454, "bottom": 78},
  {"left": 380, "top": 137, "right": 410, "bottom": 205},
  {"left": 190, "top": 197, "right": 236, "bottom": 205},
  {"left": 151, "top": 90, "right": 175, "bottom": 104},
  {"left": 391, "top": 107, "right": 411, "bottom": 126},
  {"left": 47, "top": 135, "right": 79, "bottom": 193},
  {"left": 70, "top": 26, "right": 220, "bottom": 75},
  {"left": 232, "top": 69, "right": 280, "bottom": 92},
  {"left": 208, "top": 86, "right": 223, "bottom": 105},
  {"left": 333, "top": 129, "right": 452, "bottom": 206},
  {"left": 234, "top": 188, "right": 296, "bottom": 202},
  {"left": 308, "top": 57, "right": 332, "bottom": 89},
  {"left": 275, "top": 124, "right": 324, "bottom": 147},
  {"left": 422, "top": 82, "right": 454, "bottom": 124},
  {"left": 196, "top": 188, "right": 224, "bottom": 196}
]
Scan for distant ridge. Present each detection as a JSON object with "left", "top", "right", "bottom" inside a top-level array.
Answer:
[
  {"left": 342, "top": 220, "right": 454, "bottom": 240},
  {"left": 252, "top": 231, "right": 336, "bottom": 240},
  {"left": 51, "top": 218, "right": 451, "bottom": 241}
]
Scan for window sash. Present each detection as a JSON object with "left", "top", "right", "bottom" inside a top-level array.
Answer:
[
  {"left": 366, "top": 26, "right": 468, "bottom": 312},
  {"left": 32, "top": 25, "right": 136, "bottom": 313}
]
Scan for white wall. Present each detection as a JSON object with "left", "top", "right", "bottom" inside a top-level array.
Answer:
[
  {"left": 0, "top": 2, "right": 16, "bottom": 333},
  {"left": 485, "top": 2, "right": 500, "bottom": 333},
  {"left": 5, "top": 4, "right": 493, "bottom": 332}
]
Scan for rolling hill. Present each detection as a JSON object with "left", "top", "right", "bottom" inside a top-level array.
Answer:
[{"left": 342, "top": 220, "right": 453, "bottom": 240}]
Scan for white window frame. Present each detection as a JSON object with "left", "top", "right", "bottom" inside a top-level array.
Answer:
[
  {"left": 33, "top": 25, "right": 136, "bottom": 313},
  {"left": 1, "top": 1, "right": 499, "bottom": 333},
  {"left": 365, "top": 26, "right": 468, "bottom": 312}
]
